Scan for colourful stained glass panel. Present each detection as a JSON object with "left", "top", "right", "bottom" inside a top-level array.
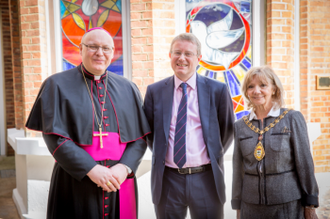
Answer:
[
  {"left": 60, "top": 0, "right": 123, "bottom": 76},
  {"left": 186, "top": 0, "right": 252, "bottom": 120}
]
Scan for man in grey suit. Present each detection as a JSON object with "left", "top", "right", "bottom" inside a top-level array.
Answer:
[{"left": 144, "top": 33, "right": 235, "bottom": 219}]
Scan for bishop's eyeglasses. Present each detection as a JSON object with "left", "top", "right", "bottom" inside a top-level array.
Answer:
[{"left": 82, "top": 43, "right": 113, "bottom": 53}]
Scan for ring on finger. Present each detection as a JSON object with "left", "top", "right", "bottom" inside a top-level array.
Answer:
[{"left": 106, "top": 181, "right": 112, "bottom": 186}]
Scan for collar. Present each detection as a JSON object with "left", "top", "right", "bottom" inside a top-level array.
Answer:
[
  {"left": 248, "top": 105, "right": 280, "bottom": 121},
  {"left": 79, "top": 63, "right": 107, "bottom": 81},
  {"left": 174, "top": 73, "right": 196, "bottom": 90}
]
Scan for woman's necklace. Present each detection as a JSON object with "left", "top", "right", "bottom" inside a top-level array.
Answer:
[
  {"left": 243, "top": 108, "right": 292, "bottom": 161},
  {"left": 81, "top": 65, "right": 109, "bottom": 148}
]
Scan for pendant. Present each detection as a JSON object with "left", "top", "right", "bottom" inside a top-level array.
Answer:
[
  {"left": 254, "top": 141, "right": 265, "bottom": 161},
  {"left": 93, "top": 126, "right": 108, "bottom": 149}
]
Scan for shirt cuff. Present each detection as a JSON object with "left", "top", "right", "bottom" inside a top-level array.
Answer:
[{"left": 124, "top": 164, "right": 132, "bottom": 174}]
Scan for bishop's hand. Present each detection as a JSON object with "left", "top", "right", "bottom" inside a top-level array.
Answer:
[
  {"left": 87, "top": 164, "right": 121, "bottom": 192},
  {"left": 108, "top": 163, "right": 128, "bottom": 185}
]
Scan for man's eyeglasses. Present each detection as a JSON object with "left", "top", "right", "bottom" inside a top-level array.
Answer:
[
  {"left": 82, "top": 43, "right": 113, "bottom": 53},
  {"left": 171, "top": 51, "right": 197, "bottom": 58}
]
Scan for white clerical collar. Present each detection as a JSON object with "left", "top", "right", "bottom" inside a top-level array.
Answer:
[
  {"left": 248, "top": 105, "right": 280, "bottom": 121},
  {"left": 94, "top": 75, "right": 101, "bottom": 80}
]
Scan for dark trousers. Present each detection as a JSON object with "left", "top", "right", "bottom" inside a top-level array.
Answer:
[{"left": 154, "top": 167, "right": 223, "bottom": 219}]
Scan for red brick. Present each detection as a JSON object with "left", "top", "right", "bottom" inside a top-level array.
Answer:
[
  {"left": 142, "top": 28, "right": 153, "bottom": 36},
  {"left": 33, "top": 67, "right": 42, "bottom": 73},
  {"left": 131, "top": 12, "right": 142, "bottom": 20},
  {"left": 132, "top": 54, "right": 148, "bottom": 61},
  {"left": 143, "top": 77, "right": 154, "bottom": 85},
  {"left": 131, "top": 3, "right": 146, "bottom": 11},
  {"left": 158, "top": 11, "right": 175, "bottom": 19},
  {"left": 26, "top": 29, "right": 40, "bottom": 37},
  {"left": 22, "top": 14, "right": 38, "bottom": 22},
  {"left": 32, "top": 52, "right": 41, "bottom": 59},
  {"left": 131, "top": 38, "right": 147, "bottom": 45},
  {"left": 131, "top": 20, "right": 147, "bottom": 28},
  {"left": 29, "top": 6, "right": 39, "bottom": 14},
  {"left": 268, "top": 11, "right": 281, "bottom": 18},
  {"left": 131, "top": 29, "right": 142, "bottom": 37},
  {"left": 268, "top": 18, "right": 286, "bottom": 25},
  {"left": 24, "top": 0, "right": 38, "bottom": 6},
  {"left": 271, "top": 3, "right": 286, "bottom": 10},
  {"left": 132, "top": 62, "right": 143, "bottom": 69},
  {"left": 132, "top": 77, "right": 142, "bottom": 86},
  {"left": 30, "top": 21, "right": 39, "bottom": 29},
  {"left": 142, "top": 11, "right": 152, "bottom": 19},
  {"left": 132, "top": 45, "right": 142, "bottom": 53},
  {"left": 143, "top": 45, "right": 153, "bottom": 53},
  {"left": 132, "top": 70, "right": 148, "bottom": 77}
]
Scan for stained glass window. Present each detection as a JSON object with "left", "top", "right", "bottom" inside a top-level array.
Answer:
[
  {"left": 186, "top": 0, "right": 252, "bottom": 120},
  {"left": 60, "top": 0, "right": 123, "bottom": 76}
]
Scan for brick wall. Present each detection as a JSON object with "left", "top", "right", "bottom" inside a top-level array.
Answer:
[
  {"left": 130, "top": 0, "right": 175, "bottom": 97},
  {"left": 130, "top": 0, "right": 153, "bottom": 96},
  {"left": 300, "top": 0, "right": 310, "bottom": 119},
  {"left": 266, "top": 0, "right": 330, "bottom": 173},
  {"left": 266, "top": 0, "right": 295, "bottom": 108},
  {"left": 1, "top": 0, "right": 15, "bottom": 155},
  {"left": 150, "top": 1, "right": 175, "bottom": 83},
  {"left": 9, "top": 0, "right": 24, "bottom": 130},
  {"left": 19, "top": 0, "right": 47, "bottom": 137},
  {"left": 301, "top": 0, "right": 330, "bottom": 173}
]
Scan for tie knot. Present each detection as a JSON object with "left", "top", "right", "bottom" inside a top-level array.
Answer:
[{"left": 180, "top": 83, "right": 187, "bottom": 93}]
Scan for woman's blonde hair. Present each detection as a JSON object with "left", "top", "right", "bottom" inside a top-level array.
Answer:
[{"left": 241, "top": 65, "right": 285, "bottom": 110}]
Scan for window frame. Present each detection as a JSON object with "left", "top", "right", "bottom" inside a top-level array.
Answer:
[
  {"left": 46, "top": 0, "right": 132, "bottom": 79},
  {"left": 175, "top": 0, "right": 266, "bottom": 67}
]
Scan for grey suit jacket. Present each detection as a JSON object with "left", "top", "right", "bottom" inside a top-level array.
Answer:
[
  {"left": 144, "top": 73, "right": 235, "bottom": 205},
  {"left": 231, "top": 109, "right": 319, "bottom": 209}
]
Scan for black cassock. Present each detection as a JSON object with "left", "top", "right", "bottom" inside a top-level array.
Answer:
[{"left": 26, "top": 65, "right": 150, "bottom": 219}]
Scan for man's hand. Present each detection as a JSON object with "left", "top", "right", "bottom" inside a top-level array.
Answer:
[
  {"left": 109, "top": 163, "right": 129, "bottom": 185},
  {"left": 305, "top": 207, "right": 318, "bottom": 219},
  {"left": 236, "top": 210, "right": 240, "bottom": 219},
  {"left": 87, "top": 164, "right": 120, "bottom": 192}
]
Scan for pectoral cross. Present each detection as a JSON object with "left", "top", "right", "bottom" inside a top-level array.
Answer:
[{"left": 93, "top": 126, "right": 108, "bottom": 148}]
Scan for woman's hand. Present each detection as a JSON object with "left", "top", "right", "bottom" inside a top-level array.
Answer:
[
  {"left": 236, "top": 209, "right": 240, "bottom": 219},
  {"left": 304, "top": 207, "right": 318, "bottom": 219}
]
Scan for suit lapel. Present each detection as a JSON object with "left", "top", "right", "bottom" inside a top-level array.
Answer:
[
  {"left": 163, "top": 76, "right": 174, "bottom": 142},
  {"left": 197, "top": 74, "right": 210, "bottom": 144}
]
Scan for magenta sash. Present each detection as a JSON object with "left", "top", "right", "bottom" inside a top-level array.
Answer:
[
  {"left": 81, "top": 132, "right": 127, "bottom": 161},
  {"left": 120, "top": 178, "right": 137, "bottom": 219},
  {"left": 81, "top": 132, "right": 137, "bottom": 219}
]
